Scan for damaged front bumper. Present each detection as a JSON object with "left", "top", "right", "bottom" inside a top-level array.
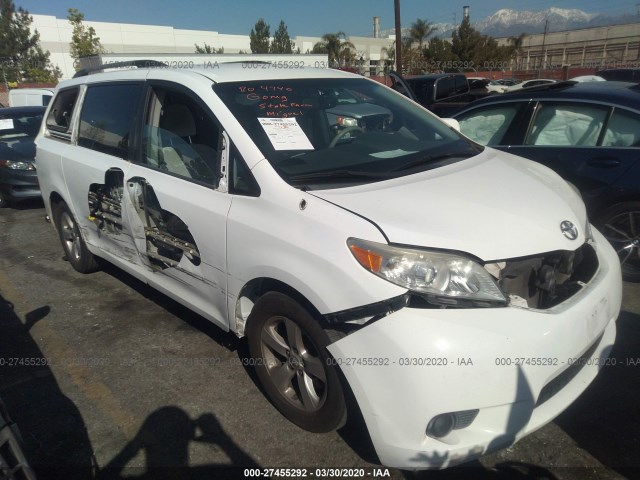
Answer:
[{"left": 327, "top": 228, "right": 622, "bottom": 469}]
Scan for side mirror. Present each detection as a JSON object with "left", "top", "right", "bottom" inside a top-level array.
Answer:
[{"left": 441, "top": 118, "right": 460, "bottom": 131}]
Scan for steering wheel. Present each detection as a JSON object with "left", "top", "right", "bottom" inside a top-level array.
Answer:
[{"left": 328, "top": 126, "right": 364, "bottom": 148}]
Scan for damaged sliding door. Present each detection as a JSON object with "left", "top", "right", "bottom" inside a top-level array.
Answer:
[{"left": 121, "top": 81, "right": 232, "bottom": 329}]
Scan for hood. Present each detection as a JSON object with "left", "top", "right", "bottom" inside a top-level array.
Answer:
[
  {"left": 310, "top": 148, "right": 588, "bottom": 261},
  {"left": 0, "top": 139, "right": 36, "bottom": 161}
]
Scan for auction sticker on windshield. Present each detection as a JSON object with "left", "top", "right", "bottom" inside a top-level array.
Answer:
[{"left": 258, "top": 117, "right": 314, "bottom": 150}]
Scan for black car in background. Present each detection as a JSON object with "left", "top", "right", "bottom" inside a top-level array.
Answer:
[
  {"left": 388, "top": 72, "right": 481, "bottom": 117},
  {"left": 0, "top": 106, "right": 45, "bottom": 208},
  {"left": 453, "top": 81, "right": 640, "bottom": 281},
  {"left": 596, "top": 68, "right": 640, "bottom": 82}
]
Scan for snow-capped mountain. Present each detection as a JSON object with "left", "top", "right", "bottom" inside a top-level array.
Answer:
[
  {"left": 476, "top": 7, "right": 616, "bottom": 36},
  {"left": 379, "top": 7, "right": 638, "bottom": 40}
]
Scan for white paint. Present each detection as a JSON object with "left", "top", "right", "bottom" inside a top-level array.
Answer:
[{"left": 35, "top": 64, "right": 623, "bottom": 470}]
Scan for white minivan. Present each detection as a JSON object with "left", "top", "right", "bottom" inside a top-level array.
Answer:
[
  {"left": 35, "top": 62, "right": 622, "bottom": 469},
  {"left": 8, "top": 88, "right": 54, "bottom": 107}
]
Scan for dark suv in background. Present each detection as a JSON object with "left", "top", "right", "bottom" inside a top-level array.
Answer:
[{"left": 388, "top": 72, "right": 485, "bottom": 117}]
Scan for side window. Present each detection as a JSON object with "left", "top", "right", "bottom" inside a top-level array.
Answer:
[
  {"left": 454, "top": 75, "right": 469, "bottom": 95},
  {"left": 457, "top": 104, "right": 522, "bottom": 145},
  {"left": 78, "top": 83, "right": 143, "bottom": 159},
  {"left": 602, "top": 109, "right": 640, "bottom": 147},
  {"left": 407, "top": 80, "right": 430, "bottom": 105},
  {"left": 142, "top": 86, "right": 219, "bottom": 186},
  {"left": 46, "top": 88, "right": 80, "bottom": 135},
  {"left": 526, "top": 103, "right": 608, "bottom": 146},
  {"left": 435, "top": 78, "right": 455, "bottom": 101}
]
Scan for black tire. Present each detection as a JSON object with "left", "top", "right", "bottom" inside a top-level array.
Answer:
[
  {"left": 247, "top": 292, "right": 347, "bottom": 432},
  {"left": 53, "top": 202, "right": 100, "bottom": 274},
  {"left": 596, "top": 201, "right": 640, "bottom": 282}
]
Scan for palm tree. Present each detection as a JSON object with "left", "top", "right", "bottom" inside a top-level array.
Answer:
[
  {"left": 381, "top": 42, "right": 395, "bottom": 73},
  {"left": 409, "top": 19, "right": 436, "bottom": 52},
  {"left": 312, "top": 32, "right": 356, "bottom": 67},
  {"left": 508, "top": 33, "right": 526, "bottom": 70}
]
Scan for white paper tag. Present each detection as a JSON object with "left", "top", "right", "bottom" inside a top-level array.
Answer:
[
  {"left": 0, "top": 119, "right": 15, "bottom": 130},
  {"left": 258, "top": 117, "right": 314, "bottom": 151}
]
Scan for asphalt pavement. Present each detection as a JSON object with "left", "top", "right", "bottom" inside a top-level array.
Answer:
[{"left": 1, "top": 200, "right": 638, "bottom": 480}]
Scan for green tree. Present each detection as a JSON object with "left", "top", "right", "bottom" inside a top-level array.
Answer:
[
  {"left": 451, "top": 16, "right": 510, "bottom": 68},
  {"left": 195, "top": 43, "right": 223, "bottom": 54},
  {"left": 381, "top": 42, "right": 395, "bottom": 73},
  {"left": 250, "top": 18, "right": 270, "bottom": 53},
  {"left": 312, "top": 32, "right": 355, "bottom": 67},
  {"left": 0, "top": 0, "right": 61, "bottom": 83},
  {"left": 451, "top": 16, "right": 482, "bottom": 64},
  {"left": 270, "top": 20, "right": 293, "bottom": 54},
  {"left": 399, "top": 36, "right": 427, "bottom": 74},
  {"left": 409, "top": 18, "right": 436, "bottom": 52},
  {"left": 68, "top": 8, "right": 105, "bottom": 64},
  {"left": 424, "top": 36, "right": 459, "bottom": 70}
]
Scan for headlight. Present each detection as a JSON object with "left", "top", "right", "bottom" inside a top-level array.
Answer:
[
  {"left": 348, "top": 238, "right": 506, "bottom": 305},
  {"left": 0, "top": 160, "right": 35, "bottom": 171}
]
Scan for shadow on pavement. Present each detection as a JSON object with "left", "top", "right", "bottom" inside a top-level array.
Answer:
[
  {"left": 0, "top": 293, "right": 95, "bottom": 480},
  {"left": 2, "top": 198, "right": 45, "bottom": 211},
  {"left": 98, "top": 261, "right": 239, "bottom": 353},
  {"left": 97, "top": 407, "right": 260, "bottom": 479},
  {"left": 555, "top": 309, "right": 640, "bottom": 479}
]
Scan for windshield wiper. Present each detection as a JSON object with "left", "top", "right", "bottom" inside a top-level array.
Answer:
[
  {"left": 391, "top": 152, "right": 472, "bottom": 172},
  {"left": 289, "top": 169, "right": 392, "bottom": 183}
]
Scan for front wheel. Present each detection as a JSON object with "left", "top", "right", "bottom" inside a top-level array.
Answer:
[
  {"left": 247, "top": 292, "right": 346, "bottom": 432},
  {"left": 596, "top": 201, "right": 640, "bottom": 282},
  {"left": 0, "top": 190, "right": 8, "bottom": 208},
  {"left": 53, "top": 202, "right": 100, "bottom": 273}
]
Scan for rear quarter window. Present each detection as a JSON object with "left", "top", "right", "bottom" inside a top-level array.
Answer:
[{"left": 601, "top": 109, "right": 640, "bottom": 147}]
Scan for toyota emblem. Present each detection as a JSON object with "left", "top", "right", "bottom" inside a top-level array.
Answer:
[{"left": 560, "top": 220, "right": 578, "bottom": 240}]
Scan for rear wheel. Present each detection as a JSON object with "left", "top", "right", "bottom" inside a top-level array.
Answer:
[
  {"left": 53, "top": 202, "right": 100, "bottom": 273},
  {"left": 247, "top": 292, "right": 346, "bottom": 432},
  {"left": 597, "top": 201, "right": 640, "bottom": 282}
]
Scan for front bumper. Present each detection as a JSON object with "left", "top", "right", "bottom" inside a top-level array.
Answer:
[
  {"left": 0, "top": 169, "right": 41, "bottom": 202},
  {"left": 327, "top": 228, "right": 622, "bottom": 469}
]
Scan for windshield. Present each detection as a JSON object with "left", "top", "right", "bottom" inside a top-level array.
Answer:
[
  {"left": 213, "top": 78, "right": 482, "bottom": 189},
  {"left": 0, "top": 111, "right": 43, "bottom": 141}
]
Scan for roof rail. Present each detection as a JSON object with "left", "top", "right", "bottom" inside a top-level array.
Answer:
[{"left": 73, "top": 59, "right": 168, "bottom": 78}]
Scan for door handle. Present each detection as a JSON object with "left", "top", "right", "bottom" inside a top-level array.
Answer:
[{"left": 587, "top": 158, "right": 621, "bottom": 168}]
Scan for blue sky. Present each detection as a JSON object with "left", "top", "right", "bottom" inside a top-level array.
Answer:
[{"left": 17, "top": 0, "right": 637, "bottom": 37}]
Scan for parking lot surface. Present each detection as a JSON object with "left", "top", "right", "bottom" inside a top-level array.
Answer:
[{"left": 1, "top": 200, "right": 639, "bottom": 480}]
